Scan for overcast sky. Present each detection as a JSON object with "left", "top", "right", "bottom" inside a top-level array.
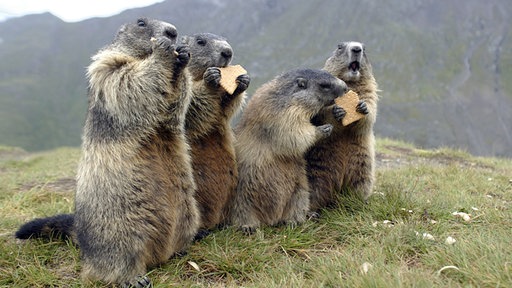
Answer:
[{"left": 0, "top": 0, "right": 164, "bottom": 22}]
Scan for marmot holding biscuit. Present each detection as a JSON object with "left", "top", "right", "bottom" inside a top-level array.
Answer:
[
  {"left": 16, "top": 18, "right": 200, "bottom": 287},
  {"left": 181, "top": 33, "right": 250, "bottom": 229},
  {"left": 229, "top": 69, "right": 347, "bottom": 233},
  {"left": 306, "top": 41, "right": 379, "bottom": 210}
]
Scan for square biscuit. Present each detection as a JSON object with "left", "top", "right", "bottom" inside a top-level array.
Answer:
[
  {"left": 219, "top": 65, "right": 247, "bottom": 95},
  {"left": 334, "top": 90, "right": 365, "bottom": 126}
]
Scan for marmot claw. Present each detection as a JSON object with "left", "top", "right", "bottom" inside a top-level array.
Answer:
[
  {"left": 240, "top": 225, "right": 256, "bottom": 235},
  {"left": 356, "top": 100, "right": 369, "bottom": 115},
  {"left": 122, "top": 275, "right": 151, "bottom": 288},
  {"left": 234, "top": 74, "right": 251, "bottom": 94},
  {"left": 174, "top": 45, "right": 190, "bottom": 67},
  {"left": 204, "top": 67, "right": 221, "bottom": 88},
  {"left": 318, "top": 124, "right": 333, "bottom": 136},
  {"left": 333, "top": 105, "right": 346, "bottom": 121}
]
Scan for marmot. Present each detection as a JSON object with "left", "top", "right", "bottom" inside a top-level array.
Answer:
[
  {"left": 229, "top": 69, "right": 347, "bottom": 233},
  {"left": 181, "top": 33, "right": 250, "bottom": 229},
  {"left": 306, "top": 41, "right": 379, "bottom": 211},
  {"left": 16, "top": 18, "right": 200, "bottom": 287}
]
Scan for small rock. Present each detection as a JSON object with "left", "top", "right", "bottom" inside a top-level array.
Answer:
[
  {"left": 452, "top": 211, "right": 471, "bottom": 222},
  {"left": 445, "top": 236, "right": 456, "bottom": 245},
  {"left": 382, "top": 220, "right": 394, "bottom": 227},
  {"left": 415, "top": 231, "right": 435, "bottom": 240},
  {"left": 361, "top": 262, "right": 373, "bottom": 274},
  {"left": 422, "top": 233, "right": 435, "bottom": 240}
]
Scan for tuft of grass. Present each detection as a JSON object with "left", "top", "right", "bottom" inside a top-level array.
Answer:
[{"left": 0, "top": 140, "right": 511, "bottom": 287}]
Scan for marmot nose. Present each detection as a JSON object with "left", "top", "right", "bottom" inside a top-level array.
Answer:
[
  {"left": 164, "top": 27, "right": 177, "bottom": 40},
  {"left": 333, "top": 79, "right": 348, "bottom": 97},
  {"left": 221, "top": 48, "right": 233, "bottom": 59},
  {"left": 319, "top": 79, "right": 347, "bottom": 98},
  {"left": 351, "top": 46, "right": 362, "bottom": 54}
]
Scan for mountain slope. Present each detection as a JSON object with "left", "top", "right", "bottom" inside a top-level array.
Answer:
[{"left": 0, "top": 0, "right": 511, "bottom": 156}]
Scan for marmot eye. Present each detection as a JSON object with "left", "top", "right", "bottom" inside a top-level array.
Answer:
[
  {"left": 337, "top": 43, "right": 346, "bottom": 50},
  {"left": 196, "top": 39, "right": 206, "bottom": 46},
  {"left": 297, "top": 78, "right": 307, "bottom": 89},
  {"left": 137, "top": 19, "right": 146, "bottom": 27}
]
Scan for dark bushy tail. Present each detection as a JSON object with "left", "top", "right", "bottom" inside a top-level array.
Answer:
[{"left": 15, "top": 214, "right": 75, "bottom": 241}]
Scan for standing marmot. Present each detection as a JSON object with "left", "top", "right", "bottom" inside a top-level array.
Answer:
[
  {"left": 16, "top": 18, "right": 200, "bottom": 287},
  {"left": 182, "top": 33, "right": 250, "bottom": 229},
  {"left": 306, "top": 41, "right": 379, "bottom": 211},
  {"left": 229, "top": 69, "right": 347, "bottom": 233}
]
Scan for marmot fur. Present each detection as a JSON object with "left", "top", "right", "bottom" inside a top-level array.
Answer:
[
  {"left": 16, "top": 18, "right": 200, "bottom": 287},
  {"left": 306, "top": 41, "right": 379, "bottom": 210},
  {"left": 181, "top": 33, "right": 249, "bottom": 229},
  {"left": 229, "top": 69, "right": 347, "bottom": 233}
]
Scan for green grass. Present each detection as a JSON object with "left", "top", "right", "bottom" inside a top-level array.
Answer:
[{"left": 0, "top": 139, "right": 511, "bottom": 287}]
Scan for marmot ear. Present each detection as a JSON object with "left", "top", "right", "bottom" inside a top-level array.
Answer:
[
  {"left": 180, "top": 36, "right": 190, "bottom": 45},
  {"left": 297, "top": 78, "right": 307, "bottom": 89}
]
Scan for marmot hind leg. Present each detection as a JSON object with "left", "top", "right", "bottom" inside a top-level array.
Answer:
[
  {"left": 282, "top": 187, "right": 310, "bottom": 226},
  {"left": 345, "top": 144, "right": 374, "bottom": 201}
]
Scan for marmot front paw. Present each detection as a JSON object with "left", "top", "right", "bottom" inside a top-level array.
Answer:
[
  {"left": 174, "top": 45, "right": 190, "bottom": 68},
  {"left": 356, "top": 100, "right": 369, "bottom": 115},
  {"left": 152, "top": 36, "right": 173, "bottom": 54},
  {"left": 317, "top": 124, "right": 333, "bottom": 137},
  {"left": 234, "top": 74, "right": 250, "bottom": 94},
  {"left": 333, "top": 105, "right": 346, "bottom": 122},
  {"left": 204, "top": 67, "right": 221, "bottom": 88}
]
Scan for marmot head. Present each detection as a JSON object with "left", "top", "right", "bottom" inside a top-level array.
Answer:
[
  {"left": 324, "top": 41, "right": 372, "bottom": 83},
  {"left": 181, "top": 33, "right": 233, "bottom": 81},
  {"left": 269, "top": 69, "right": 347, "bottom": 117},
  {"left": 110, "top": 17, "right": 178, "bottom": 58}
]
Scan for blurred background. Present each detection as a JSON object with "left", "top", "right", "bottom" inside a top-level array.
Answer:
[{"left": 0, "top": 0, "right": 510, "bottom": 157}]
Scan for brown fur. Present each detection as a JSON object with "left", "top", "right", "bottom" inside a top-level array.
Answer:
[
  {"left": 306, "top": 41, "right": 379, "bottom": 211},
  {"left": 182, "top": 33, "right": 250, "bottom": 229},
  {"left": 75, "top": 18, "right": 199, "bottom": 287},
  {"left": 229, "top": 69, "right": 346, "bottom": 233}
]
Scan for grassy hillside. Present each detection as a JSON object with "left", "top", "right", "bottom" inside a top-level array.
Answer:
[{"left": 0, "top": 140, "right": 511, "bottom": 287}]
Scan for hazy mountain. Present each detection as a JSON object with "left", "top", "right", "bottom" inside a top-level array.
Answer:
[{"left": 0, "top": 0, "right": 511, "bottom": 157}]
